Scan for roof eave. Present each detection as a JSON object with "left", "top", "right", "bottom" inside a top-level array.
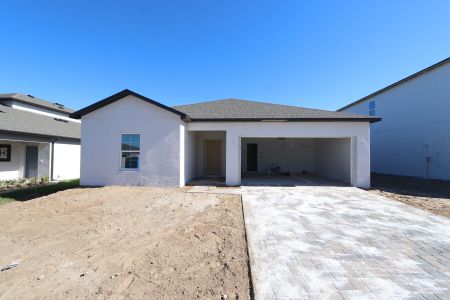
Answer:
[
  {"left": 189, "top": 117, "right": 381, "bottom": 123},
  {"left": 0, "top": 97, "right": 73, "bottom": 115},
  {"left": 0, "top": 129, "right": 80, "bottom": 141},
  {"left": 337, "top": 56, "right": 450, "bottom": 112}
]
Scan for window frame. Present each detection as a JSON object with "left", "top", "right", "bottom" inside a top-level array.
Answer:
[
  {"left": 119, "top": 133, "right": 141, "bottom": 171},
  {"left": 0, "top": 144, "right": 11, "bottom": 162},
  {"left": 368, "top": 101, "right": 376, "bottom": 116}
]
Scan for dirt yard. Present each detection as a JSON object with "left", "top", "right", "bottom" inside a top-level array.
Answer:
[
  {"left": 0, "top": 186, "right": 249, "bottom": 299},
  {"left": 370, "top": 173, "right": 450, "bottom": 218}
]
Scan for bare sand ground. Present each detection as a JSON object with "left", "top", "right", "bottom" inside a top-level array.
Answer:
[
  {"left": 370, "top": 173, "right": 450, "bottom": 219},
  {"left": 0, "top": 186, "right": 249, "bottom": 299}
]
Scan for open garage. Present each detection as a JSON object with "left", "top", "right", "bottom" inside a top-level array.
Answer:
[{"left": 241, "top": 137, "right": 351, "bottom": 185}]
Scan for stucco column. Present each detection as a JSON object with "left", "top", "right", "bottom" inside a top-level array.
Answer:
[
  {"left": 353, "top": 130, "right": 371, "bottom": 188},
  {"left": 225, "top": 130, "right": 241, "bottom": 186},
  {"left": 179, "top": 124, "right": 185, "bottom": 187}
]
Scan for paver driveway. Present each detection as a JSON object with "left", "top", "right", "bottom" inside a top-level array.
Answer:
[{"left": 242, "top": 184, "right": 450, "bottom": 300}]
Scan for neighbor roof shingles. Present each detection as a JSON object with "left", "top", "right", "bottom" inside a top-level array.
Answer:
[
  {"left": 0, "top": 105, "right": 80, "bottom": 139},
  {"left": 0, "top": 93, "right": 75, "bottom": 114},
  {"left": 173, "top": 98, "right": 379, "bottom": 122}
]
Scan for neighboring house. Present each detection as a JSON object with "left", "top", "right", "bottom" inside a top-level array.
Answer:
[
  {"left": 0, "top": 93, "right": 81, "bottom": 181},
  {"left": 71, "top": 89, "right": 379, "bottom": 188},
  {"left": 338, "top": 57, "right": 450, "bottom": 180}
]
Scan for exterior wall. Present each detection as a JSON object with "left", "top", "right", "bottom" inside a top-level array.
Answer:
[
  {"left": 53, "top": 142, "right": 81, "bottom": 180},
  {"left": 184, "top": 129, "right": 196, "bottom": 183},
  {"left": 187, "top": 122, "right": 371, "bottom": 188},
  {"left": 342, "top": 61, "right": 450, "bottom": 180},
  {"left": 241, "top": 138, "right": 315, "bottom": 174},
  {"left": 80, "top": 95, "right": 182, "bottom": 186},
  {"left": 0, "top": 141, "right": 50, "bottom": 180},
  {"left": 10, "top": 101, "right": 80, "bottom": 123},
  {"left": 37, "top": 143, "right": 50, "bottom": 178},
  {"left": 314, "top": 138, "right": 351, "bottom": 182}
]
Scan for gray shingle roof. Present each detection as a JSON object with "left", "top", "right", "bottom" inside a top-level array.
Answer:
[
  {"left": 174, "top": 98, "right": 379, "bottom": 122},
  {"left": 0, "top": 93, "right": 75, "bottom": 114},
  {"left": 0, "top": 105, "right": 80, "bottom": 139}
]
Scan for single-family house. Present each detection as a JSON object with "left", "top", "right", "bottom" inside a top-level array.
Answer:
[
  {"left": 70, "top": 90, "right": 380, "bottom": 188},
  {"left": 0, "top": 93, "right": 81, "bottom": 181},
  {"left": 338, "top": 57, "right": 450, "bottom": 180}
]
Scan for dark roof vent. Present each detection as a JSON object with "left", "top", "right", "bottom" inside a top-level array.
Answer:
[
  {"left": 54, "top": 118, "right": 69, "bottom": 123},
  {"left": 27, "top": 94, "right": 35, "bottom": 98}
]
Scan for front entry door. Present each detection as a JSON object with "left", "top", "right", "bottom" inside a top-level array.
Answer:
[
  {"left": 247, "top": 143, "right": 258, "bottom": 172},
  {"left": 204, "top": 140, "right": 221, "bottom": 176},
  {"left": 25, "top": 145, "right": 38, "bottom": 178}
]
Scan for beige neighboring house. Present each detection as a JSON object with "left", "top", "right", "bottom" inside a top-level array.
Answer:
[{"left": 0, "top": 93, "right": 81, "bottom": 181}]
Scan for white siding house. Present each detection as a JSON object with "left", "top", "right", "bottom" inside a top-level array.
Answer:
[
  {"left": 72, "top": 90, "right": 378, "bottom": 188},
  {"left": 339, "top": 57, "right": 450, "bottom": 180},
  {"left": 0, "top": 93, "right": 81, "bottom": 181}
]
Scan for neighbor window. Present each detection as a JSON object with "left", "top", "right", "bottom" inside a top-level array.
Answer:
[
  {"left": 121, "top": 134, "right": 140, "bottom": 169},
  {"left": 369, "top": 101, "right": 376, "bottom": 116}
]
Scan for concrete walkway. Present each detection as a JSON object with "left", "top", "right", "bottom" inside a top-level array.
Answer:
[{"left": 242, "top": 185, "right": 450, "bottom": 300}]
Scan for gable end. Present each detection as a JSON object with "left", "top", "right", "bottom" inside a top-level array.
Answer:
[{"left": 70, "top": 89, "right": 188, "bottom": 120}]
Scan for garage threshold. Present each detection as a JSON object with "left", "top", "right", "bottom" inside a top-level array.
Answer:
[
  {"left": 187, "top": 174, "right": 348, "bottom": 188},
  {"left": 241, "top": 173, "right": 349, "bottom": 187}
]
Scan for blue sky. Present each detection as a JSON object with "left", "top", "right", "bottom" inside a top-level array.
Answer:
[{"left": 1, "top": 1, "right": 450, "bottom": 111}]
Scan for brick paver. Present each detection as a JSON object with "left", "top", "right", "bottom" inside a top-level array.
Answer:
[{"left": 242, "top": 184, "right": 450, "bottom": 300}]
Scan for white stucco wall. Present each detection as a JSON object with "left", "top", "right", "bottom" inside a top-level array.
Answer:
[
  {"left": 53, "top": 142, "right": 80, "bottom": 180},
  {"left": 37, "top": 143, "right": 50, "bottom": 178},
  {"left": 187, "top": 121, "right": 371, "bottom": 188},
  {"left": 80, "top": 95, "right": 182, "bottom": 186},
  {"left": 184, "top": 129, "right": 196, "bottom": 183},
  {"left": 314, "top": 138, "right": 351, "bottom": 182},
  {"left": 342, "top": 61, "right": 450, "bottom": 180}
]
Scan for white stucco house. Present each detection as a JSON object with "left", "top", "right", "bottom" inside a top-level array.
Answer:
[
  {"left": 339, "top": 57, "right": 450, "bottom": 180},
  {"left": 0, "top": 93, "right": 81, "bottom": 181},
  {"left": 71, "top": 90, "right": 379, "bottom": 188}
]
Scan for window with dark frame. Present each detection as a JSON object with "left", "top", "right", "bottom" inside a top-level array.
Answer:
[
  {"left": 121, "top": 134, "right": 140, "bottom": 169},
  {"left": 369, "top": 101, "right": 376, "bottom": 116},
  {"left": 0, "top": 144, "right": 11, "bottom": 162}
]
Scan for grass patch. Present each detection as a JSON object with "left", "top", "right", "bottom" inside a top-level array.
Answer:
[
  {"left": 0, "top": 179, "right": 80, "bottom": 204},
  {"left": 0, "top": 197, "right": 14, "bottom": 205}
]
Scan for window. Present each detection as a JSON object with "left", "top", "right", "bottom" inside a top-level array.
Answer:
[
  {"left": 0, "top": 144, "right": 11, "bottom": 162},
  {"left": 121, "top": 134, "right": 140, "bottom": 169},
  {"left": 369, "top": 101, "right": 376, "bottom": 116}
]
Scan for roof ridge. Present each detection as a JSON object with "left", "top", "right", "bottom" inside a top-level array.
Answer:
[
  {"left": 338, "top": 56, "right": 450, "bottom": 111},
  {"left": 173, "top": 98, "right": 368, "bottom": 117},
  {"left": 0, "top": 92, "right": 75, "bottom": 113}
]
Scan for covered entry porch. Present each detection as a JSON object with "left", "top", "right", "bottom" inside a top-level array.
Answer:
[
  {"left": 184, "top": 130, "right": 227, "bottom": 183},
  {"left": 0, "top": 133, "right": 51, "bottom": 181}
]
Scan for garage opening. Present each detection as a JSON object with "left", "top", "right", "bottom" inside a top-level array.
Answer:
[{"left": 241, "top": 137, "right": 352, "bottom": 186}]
